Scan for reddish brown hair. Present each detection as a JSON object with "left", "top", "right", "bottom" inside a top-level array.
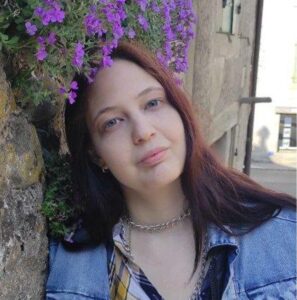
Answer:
[{"left": 65, "top": 40, "right": 296, "bottom": 277}]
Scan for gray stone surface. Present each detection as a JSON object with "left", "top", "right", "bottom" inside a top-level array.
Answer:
[{"left": 0, "top": 56, "right": 48, "bottom": 300}]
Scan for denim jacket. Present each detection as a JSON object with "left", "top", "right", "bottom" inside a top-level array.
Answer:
[{"left": 45, "top": 206, "right": 296, "bottom": 299}]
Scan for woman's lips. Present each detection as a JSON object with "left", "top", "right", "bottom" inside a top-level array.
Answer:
[{"left": 138, "top": 148, "right": 168, "bottom": 167}]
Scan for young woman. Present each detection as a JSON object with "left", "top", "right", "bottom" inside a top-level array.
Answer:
[{"left": 46, "top": 41, "right": 296, "bottom": 300}]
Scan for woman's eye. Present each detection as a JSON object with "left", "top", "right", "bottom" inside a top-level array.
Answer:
[
  {"left": 103, "top": 118, "right": 122, "bottom": 130},
  {"left": 146, "top": 99, "right": 161, "bottom": 109}
]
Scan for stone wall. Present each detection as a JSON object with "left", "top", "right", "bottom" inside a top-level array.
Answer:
[
  {"left": 0, "top": 55, "right": 48, "bottom": 299},
  {"left": 185, "top": 0, "right": 258, "bottom": 170}
]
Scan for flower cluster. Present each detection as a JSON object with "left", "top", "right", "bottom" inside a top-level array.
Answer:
[
  {"left": 34, "top": 1, "right": 65, "bottom": 26},
  {"left": 21, "top": 0, "right": 196, "bottom": 105}
]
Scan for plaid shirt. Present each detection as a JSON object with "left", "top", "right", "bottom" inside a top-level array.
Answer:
[{"left": 107, "top": 220, "right": 212, "bottom": 300}]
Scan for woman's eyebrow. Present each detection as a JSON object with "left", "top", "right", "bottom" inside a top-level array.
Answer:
[
  {"left": 136, "top": 86, "right": 164, "bottom": 98},
  {"left": 93, "top": 105, "right": 118, "bottom": 124}
]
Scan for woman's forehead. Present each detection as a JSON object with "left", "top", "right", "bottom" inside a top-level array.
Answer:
[{"left": 88, "top": 59, "right": 164, "bottom": 104}]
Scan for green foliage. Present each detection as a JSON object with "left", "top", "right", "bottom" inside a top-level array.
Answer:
[{"left": 41, "top": 151, "right": 84, "bottom": 239}]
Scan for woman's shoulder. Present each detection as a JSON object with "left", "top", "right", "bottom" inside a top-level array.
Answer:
[
  {"left": 46, "top": 239, "right": 110, "bottom": 299},
  {"left": 272, "top": 204, "right": 296, "bottom": 222},
  {"left": 236, "top": 205, "right": 296, "bottom": 247},
  {"left": 232, "top": 205, "right": 296, "bottom": 298}
]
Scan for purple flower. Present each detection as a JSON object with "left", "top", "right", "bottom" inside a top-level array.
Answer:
[
  {"left": 110, "top": 39, "right": 118, "bottom": 48},
  {"left": 25, "top": 22, "right": 37, "bottom": 36},
  {"left": 156, "top": 51, "right": 167, "bottom": 66},
  {"left": 72, "top": 42, "right": 85, "bottom": 68},
  {"left": 34, "top": 4, "right": 65, "bottom": 26},
  {"left": 88, "top": 4, "right": 97, "bottom": 13},
  {"left": 169, "top": 0, "right": 176, "bottom": 10},
  {"left": 181, "top": 30, "right": 187, "bottom": 39},
  {"left": 151, "top": 1, "right": 160, "bottom": 13},
  {"left": 179, "top": 10, "right": 187, "bottom": 19},
  {"left": 118, "top": 9, "right": 127, "bottom": 20},
  {"left": 176, "top": 23, "right": 184, "bottom": 32},
  {"left": 102, "top": 45, "right": 112, "bottom": 56},
  {"left": 113, "top": 23, "right": 124, "bottom": 39},
  {"left": 86, "top": 67, "right": 98, "bottom": 83},
  {"left": 164, "top": 25, "right": 175, "bottom": 40},
  {"left": 70, "top": 81, "right": 78, "bottom": 90},
  {"left": 47, "top": 32, "right": 56, "bottom": 45},
  {"left": 163, "top": 2, "right": 171, "bottom": 18},
  {"left": 59, "top": 86, "right": 66, "bottom": 94},
  {"left": 50, "top": 1, "right": 62, "bottom": 10},
  {"left": 52, "top": 9, "right": 65, "bottom": 23},
  {"left": 36, "top": 45, "right": 48, "bottom": 61},
  {"left": 37, "top": 36, "right": 46, "bottom": 45},
  {"left": 84, "top": 13, "right": 103, "bottom": 36},
  {"left": 39, "top": 10, "right": 51, "bottom": 25},
  {"left": 136, "top": 0, "right": 148, "bottom": 12},
  {"left": 86, "top": 76, "right": 94, "bottom": 84},
  {"left": 34, "top": 7, "right": 44, "bottom": 17},
  {"left": 187, "top": 27, "right": 194, "bottom": 39},
  {"left": 164, "top": 42, "right": 173, "bottom": 58},
  {"left": 138, "top": 15, "right": 149, "bottom": 31},
  {"left": 175, "top": 57, "right": 187, "bottom": 72},
  {"left": 127, "top": 28, "right": 136, "bottom": 39},
  {"left": 68, "top": 91, "right": 77, "bottom": 104},
  {"left": 102, "top": 55, "right": 113, "bottom": 68},
  {"left": 102, "top": 41, "right": 118, "bottom": 57},
  {"left": 105, "top": 10, "right": 116, "bottom": 23}
]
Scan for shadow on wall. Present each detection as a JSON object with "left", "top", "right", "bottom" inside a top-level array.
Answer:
[{"left": 252, "top": 126, "right": 272, "bottom": 162}]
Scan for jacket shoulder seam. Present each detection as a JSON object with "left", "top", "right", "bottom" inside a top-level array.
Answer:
[
  {"left": 238, "top": 276, "right": 297, "bottom": 293},
  {"left": 273, "top": 215, "right": 296, "bottom": 223}
]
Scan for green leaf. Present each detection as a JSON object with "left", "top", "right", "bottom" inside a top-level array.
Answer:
[
  {"left": 0, "top": 33, "right": 9, "bottom": 42},
  {"left": 15, "top": 17, "right": 25, "bottom": 25}
]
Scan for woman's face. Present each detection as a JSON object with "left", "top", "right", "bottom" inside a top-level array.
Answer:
[{"left": 86, "top": 59, "right": 186, "bottom": 193}]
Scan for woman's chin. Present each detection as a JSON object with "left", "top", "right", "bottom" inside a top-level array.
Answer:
[{"left": 138, "top": 167, "right": 183, "bottom": 190}]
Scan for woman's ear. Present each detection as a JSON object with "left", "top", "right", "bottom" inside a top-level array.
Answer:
[
  {"left": 87, "top": 147, "right": 109, "bottom": 173},
  {"left": 87, "top": 148, "right": 105, "bottom": 167}
]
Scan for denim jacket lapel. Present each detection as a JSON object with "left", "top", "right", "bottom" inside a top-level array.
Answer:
[{"left": 206, "top": 223, "right": 240, "bottom": 300}]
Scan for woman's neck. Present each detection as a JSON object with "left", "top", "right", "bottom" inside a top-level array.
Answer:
[{"left": 122, "top": 178, "right": 188, "bottom": 225}]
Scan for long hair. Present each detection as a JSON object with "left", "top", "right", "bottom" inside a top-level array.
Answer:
[{"left": 65, "top": 40, "right": 296, "bottom": 277}]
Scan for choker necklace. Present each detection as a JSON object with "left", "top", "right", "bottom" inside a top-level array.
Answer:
[{"left": 123, "top": 208, "right": 191, "bottom": 233}]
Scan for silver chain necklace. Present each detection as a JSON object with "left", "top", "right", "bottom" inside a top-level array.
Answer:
[{"left": 123, "top": 208, "right": 191, "bottom": 233}]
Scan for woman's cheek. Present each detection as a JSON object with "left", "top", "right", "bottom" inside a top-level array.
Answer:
[
  {"left": 98, "top": 135, "right": 130, "bottom": 166},
  {"left": 157, "top": 108, "right": 182, "bottom": 132}
]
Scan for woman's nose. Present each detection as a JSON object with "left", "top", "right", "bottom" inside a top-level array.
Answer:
[{"left": 131, "top": 116, "right": 156, "bottom": 145}]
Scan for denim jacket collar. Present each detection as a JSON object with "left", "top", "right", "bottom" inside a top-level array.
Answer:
[{"left": 206, "top": 223, "right": 239, "bottom": 252}]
